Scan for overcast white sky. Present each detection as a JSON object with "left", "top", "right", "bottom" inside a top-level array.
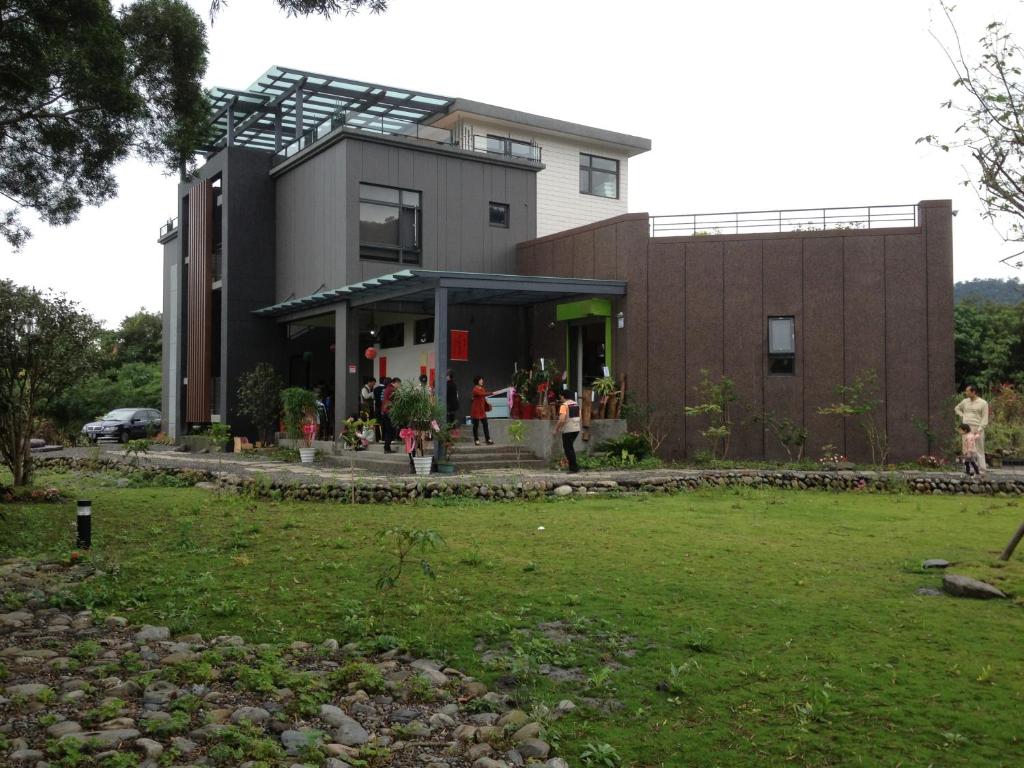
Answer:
[{"left": 3, "top": 0, "right": 1023, "bottom": 327}]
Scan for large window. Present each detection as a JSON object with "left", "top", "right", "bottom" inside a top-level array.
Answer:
[
  {"left": 359, "top": 183, "right": 421, "bottom": 264},
  {"left": 414, "top": 318, "right": 434, "bottom": 345},
  {"left": 579, "top": 153, "right": 619, "bottom": 199},
  {"left": 768, "top": 316, "right": 796, "bottom": 375}
]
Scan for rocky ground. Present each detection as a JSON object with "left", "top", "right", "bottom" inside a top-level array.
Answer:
[{"left": 0, "top": 559, "right": 572, "bottom": 768}]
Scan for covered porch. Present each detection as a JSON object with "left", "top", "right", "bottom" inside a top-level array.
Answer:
[{"left": 254, "top": 269, "right": 627, "bottom": 462}]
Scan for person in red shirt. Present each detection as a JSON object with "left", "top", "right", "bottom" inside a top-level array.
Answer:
[{"left": 470, "top": 375, "right": 495, "bottom": 446}]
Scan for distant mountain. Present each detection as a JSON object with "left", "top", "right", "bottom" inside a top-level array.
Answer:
[{"left": 954, "top": 277, "right": 1024, "bottom": 304}]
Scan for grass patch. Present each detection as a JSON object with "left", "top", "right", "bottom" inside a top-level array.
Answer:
[{"left": 2, "top": 470, "right": 1023, "bottom": 765}]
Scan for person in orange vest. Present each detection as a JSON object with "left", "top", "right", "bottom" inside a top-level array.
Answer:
[{"left": 555, "top": 390, "right": 582, "bottom": 473}]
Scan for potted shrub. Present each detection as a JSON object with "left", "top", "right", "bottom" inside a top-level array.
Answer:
[
  {"left": 512, "top": 367, "right": 537, "bottom": 419},
  {"left": 436, "top": 422, "right": 459, "bottom": 474},
  {"left": 281, "top": 387, "right": 318, "bottom": 463},
  {"left": 388, "top": 381, "right": 444, "bottom": 475},
  {"left": 592, "top": 375, "right": 617, "bottom": 418}
]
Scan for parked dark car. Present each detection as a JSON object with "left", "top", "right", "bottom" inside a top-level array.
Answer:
[{"left": 82, "top": 408, "right": 162, "bottom": 444}]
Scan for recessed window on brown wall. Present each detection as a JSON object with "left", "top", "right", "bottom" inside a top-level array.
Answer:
[{"left": 768, "top": 316, "right": 795, "bottom": 375}]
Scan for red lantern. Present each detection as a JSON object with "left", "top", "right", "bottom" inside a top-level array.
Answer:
[{"left": 364, "top": 347, "right": 377, "bottom": 360}]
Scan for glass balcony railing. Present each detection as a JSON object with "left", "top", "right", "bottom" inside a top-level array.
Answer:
[
  {"left": 471, "top": 135, "right": 542, "bottom": 163},
  {"left": 276, "top": 110, "right": 454, "bottom": 161}
]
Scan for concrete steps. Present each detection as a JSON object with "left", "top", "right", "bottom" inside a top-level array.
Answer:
[{"left": 326, "top": 439, "right": 548, "bottom": 475}]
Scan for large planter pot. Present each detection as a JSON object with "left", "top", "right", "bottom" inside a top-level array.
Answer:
[
  {"left": 413, "top": 456, "right": 433, "bottom": 475},
  {"left": 521, "top": 403, "right": 535, "bottom": 420},
  {"left": 299, "top": 447, "right": 316, "bottom": 464},
  {"left": 436, "top": 462, "right": 456, "bottom": 475}
]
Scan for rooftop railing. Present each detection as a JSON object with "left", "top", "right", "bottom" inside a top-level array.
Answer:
[
  {"left": 649, "top": 204, "right": 918, "bottom": 237},
  {"left": 159, "top": 217, "right": 178, "bottom": 239},
  {"left": 276, "top": 109, "right": 454, "bottom": 161},
  {"left": 471, "top": 134, "right": 543, "bottom": 163}
]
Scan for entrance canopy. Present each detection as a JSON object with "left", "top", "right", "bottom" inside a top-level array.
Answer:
[{"left": 253, "top": 269, "right": 627, "bottom": 320}]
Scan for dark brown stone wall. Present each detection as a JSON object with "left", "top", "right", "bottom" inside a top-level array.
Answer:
[{"left": 514, "top": 201, "right": 954, "bottom": 462}]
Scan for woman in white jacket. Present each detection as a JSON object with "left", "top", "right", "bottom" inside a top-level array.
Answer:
[{"left": 954, "top": 385, "right": 989, "bottom": 473}]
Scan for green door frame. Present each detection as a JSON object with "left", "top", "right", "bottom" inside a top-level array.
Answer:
[{"left": 557, "top": 298, "right": 613, "bottom": 387}]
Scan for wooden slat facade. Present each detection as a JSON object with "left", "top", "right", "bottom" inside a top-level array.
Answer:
[{"left": 185, "top": 180, "right": 213, "bottom": 423}]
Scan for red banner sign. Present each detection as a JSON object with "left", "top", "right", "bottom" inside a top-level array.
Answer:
[{"left": 450, "top": 330, "right": 469, "bottom": 361}]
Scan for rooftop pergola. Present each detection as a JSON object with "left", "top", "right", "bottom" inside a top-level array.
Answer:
[{"left": 203, "top": 66, "right": 453, "bottom": 154}]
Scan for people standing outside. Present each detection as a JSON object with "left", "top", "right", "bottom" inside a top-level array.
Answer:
[
  {"left": 470, "top": 375, "right": 495, "bottom": 445},
  {"left": 360, "top": 377, "right": 376, "bottom": 416},
  {"left": 446, "top": 370, "right": 459, "bottom": 426},
  {"left": 959, "top": 423, "right": 981, "bottom": 477},
  {"left": 555, "top": 390, "right": 582, "bottom": 473},
  {"left": 372, "top": 377, "right": 388, "bottom": 440},
  {"left": 381, "top": 376, "right": 400, "bottom": 453},
  {"left": 954, "top": 385, "right": 989, "bottom": 473}
]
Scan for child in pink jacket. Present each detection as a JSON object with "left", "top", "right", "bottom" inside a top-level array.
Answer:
[{"left": 960, "top": 423, "right": 982, "bottom": 476}]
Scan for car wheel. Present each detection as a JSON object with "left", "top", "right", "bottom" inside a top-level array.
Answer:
[{"left": 119, "top": 430, "right": 129, "bottom": 444}]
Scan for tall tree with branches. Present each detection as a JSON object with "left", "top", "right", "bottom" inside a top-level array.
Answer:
[
  {"left": 0, "top": 280, "right": 101, "bottom": 485},
  {"left": 0, "top": 0, "right": 209, "bottom": 249},
  {"left": 919, "top": 3, "right": 1024, "bottom": 246}
]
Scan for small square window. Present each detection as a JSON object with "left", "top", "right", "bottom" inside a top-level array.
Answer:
[
  {"left": 489, "top": 202, "right": 509, "bottom": 228},
  {"left": 767, "top": 316, "right": 796, "bottom": 375},
  {"left": 413, "top": 318, "right": 434, "bottom": 345}
]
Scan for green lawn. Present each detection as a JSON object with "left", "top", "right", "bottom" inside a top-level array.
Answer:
[{"left": 3, "top": 470, "right": 1023, "bottom": 767}]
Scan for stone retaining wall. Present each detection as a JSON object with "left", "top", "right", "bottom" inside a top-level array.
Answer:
[{"left": 33, "top": 456, "right": 1024, "bottom": 501}]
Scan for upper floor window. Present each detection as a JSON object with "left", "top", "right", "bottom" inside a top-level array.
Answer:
[
  {"left": 768, "top": 316, "right": 796, "bottom": 375},
  {"left": 579, "top": 153, "right": 619, "bottom": 199},
  {"left": 359, "top": 183, "right": 421, "bottom": 264},
  {"left": 489, "top": 202, "right": 510, "bottom": 228}
]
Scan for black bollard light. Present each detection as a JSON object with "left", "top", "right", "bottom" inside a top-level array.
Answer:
[{"left": 76, "top": 500, "right": 92, "bottom": 549}]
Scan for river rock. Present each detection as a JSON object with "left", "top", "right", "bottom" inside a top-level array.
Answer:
[{"left": 942, "top": 574, "right": 1007, "bottom": 599}]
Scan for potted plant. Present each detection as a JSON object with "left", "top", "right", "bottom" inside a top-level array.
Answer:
[
  {"left": 436, "top": 422, "right": 460, "bottom": 474},
  {"left": 281, "top": 387, "right": 318, "bottom": 463},
  {"left": 387, "top": 381, "right": 444, "bottom": 475},
  {"left": 512, "top": 367, "right": 536, "bottom": 419},
  {"left": 592, "top": 375, "right": 617, "bottom": 418}
]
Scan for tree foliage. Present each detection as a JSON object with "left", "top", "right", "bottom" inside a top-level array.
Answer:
[
  {"left": 0, "top": 0, "right": 208, "bottom": 248},
  {"left": 101, "top": 309, "right": 163, "bottom": 366},
  {"left": 954, "top": 277, "right": 1024, "bottom": 305},
  {"left": 954, "top": 300, "right": 1024, "bottom": 390},
  {"left": 0, "top": 280, "right": 101, "bottom": 484},
  {"left": 818, "top": 370, "right": 888, "bottom": 466},
  {"left": 209, "top": 0, "right": 387, "bottom": 19},
  {"left": 919, "top": 3, "right": 1024, "bottom": 244},
  {"left": 236, "top": 363, "right": 285, "bottom": 445}
]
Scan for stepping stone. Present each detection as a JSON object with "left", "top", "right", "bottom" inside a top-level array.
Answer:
[
  {"left": 922, "top": 559, "right": 951, "bottom": 569},
  {"left": 942, "top": 574, "right": 1007, "bottom": 600}
]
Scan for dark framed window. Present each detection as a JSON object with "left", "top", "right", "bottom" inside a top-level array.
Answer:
[
  {"left": 489, "top": 202, "right": 510, "bottom": 228},
  {"left": 579, "top": 153, "right": 619, "bottom": 199},
  {"left": 414, "top": 318, "right": 434, "bottom": 345},
  {"left": 768, "top": 316, "right": 796, "bottom": 375},
  {"left": 378, "top": 322, "right": 405, "bottom": 349},
  {"left": 359, "top": 183, "right": 421, "bottom": 264}
]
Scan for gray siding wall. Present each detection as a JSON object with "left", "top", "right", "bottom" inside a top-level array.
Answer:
[
  {"left": 160, "top": 232, "right": 181, "bottom": 437},
  {"left": 273, "top": 136, "right": 538, "bottom": 302}
]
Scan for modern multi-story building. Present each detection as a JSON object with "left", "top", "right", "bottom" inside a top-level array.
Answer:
[{"left": 159, "top": 65, "right": 953, "bottom": 461}]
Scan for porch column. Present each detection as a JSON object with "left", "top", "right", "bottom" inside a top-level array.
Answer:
[
  {"left": 433, "top": 285, "right": 448, "bottom": 462},
  {"left": 334, "top": 303, "right": 356, "bottom": 442}
]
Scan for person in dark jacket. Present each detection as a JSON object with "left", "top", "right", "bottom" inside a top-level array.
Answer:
[
  {"left": 381, "top": 376, "right": 400, "bottom": 453},
  {"left": 446, "top": 370, "right": 459, "bottom": 426}
]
